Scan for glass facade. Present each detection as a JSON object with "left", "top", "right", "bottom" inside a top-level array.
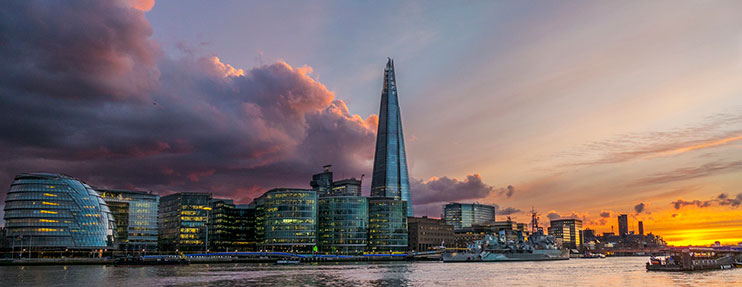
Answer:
[
  {"left": 255, "top": 188, "right": 317, "bottom": 252},
  {"left": 367, "top": 198, "right": 408, "bottom": 253},
  {"left": 310, "top": 165, "right": 333, "bottom": 198},
  {"left": 158, "top": 192, "right": 212, "bottom": 251},
  {"left": 98, "top": 189, "right": 159, "bottom": 251},
  {"left": 3, "top": 173, "right": 116, "bottom": 249},
  {"left": 371, "top": 58, "right": 413, "bottom": 217},
  {"left": 549, "top": 219, "right": 583, "bottom": 249},
  {"left": 444, "top": 203, "right": 496, "bottom": 231},
  {"left": 317, "top": 196, "right": 368, "bottom": 254},
  {"left": 232, "top": 204, "right": 257, "bottom": 251},
  {"left": 331, "top": 178, "right": 362, "bottom": 197}
]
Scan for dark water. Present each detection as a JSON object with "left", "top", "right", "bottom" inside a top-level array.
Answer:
[{"left": 1, "top": 257, "right": 741, "bottom": 286}]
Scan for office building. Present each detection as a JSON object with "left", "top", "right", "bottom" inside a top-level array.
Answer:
[
  {"left": 208, "top": 198, "right": 236, "bottom": 252},
  {"left": 493, "top": 221, "right": 517, "bottom": 232},
  {"left": 158, "top": 192, "right": 212, "bottom": 251},
  {"left": 310, "top": 165, "right": 333, "bottom": 198},
  {"left": 370, "top": 58, "right": 413, "bottom": 216},
  {"left": 254, "top": 188, "right": 317, "bottom": 252},
  {"left": 232, "top": 204, "right": 257, "bottom": 251},
  {"left": 618, "top": 214, "right": 628, "bottom": 237},
  {"left": 549, "top": 219, "right": 583, "bottom": 249},
  {"left": 3, "top": 173, "right": 116, "bottom": 250},
  {"left": 638, "top": 221, "right": 644, "bottom": 236},
  {"left": 444, "top": 203, "right": 496, "bottom": 231},
  {"left": 331, "top": 178, "right": 362, "bottom": 197},
  {"left": 98, "top": 189, "right": 159, "bottom": 251},
  {"left": 367, "top": 198, "right": 408, "bottom": 253},
  {"left": 317, "top": 196, "right": 368, "bottom": 254},
  {"left": 407, "top": 216, "right": 454, "bottom": 252}
]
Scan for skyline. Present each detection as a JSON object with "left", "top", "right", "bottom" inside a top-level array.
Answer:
[{"left": 0, "top": 0, "right": 741, "bottom": 246}]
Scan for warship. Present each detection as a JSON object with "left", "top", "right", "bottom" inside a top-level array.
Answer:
[{"left": 442, "top": 209, "right": 569, "bottom": 262}]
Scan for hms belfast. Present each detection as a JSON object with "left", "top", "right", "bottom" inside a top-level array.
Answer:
[{"left": 443, "top": 210, "right": 569, "bottom": 262}]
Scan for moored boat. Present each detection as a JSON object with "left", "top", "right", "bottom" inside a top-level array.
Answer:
[
  {"left": 443, "top": 210, "right": 569, "bottom": 262},
  {"left": 646, "top": 248, "right": 739, "bottom": 271}
]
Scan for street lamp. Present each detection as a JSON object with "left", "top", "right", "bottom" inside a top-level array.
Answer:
[{"left": 203, "top": 206, "right": 212, "bottom": 253}]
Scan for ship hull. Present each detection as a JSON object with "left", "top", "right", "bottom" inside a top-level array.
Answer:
[{"left": 443, "top": 249, "right": 569, "bottom": 262}]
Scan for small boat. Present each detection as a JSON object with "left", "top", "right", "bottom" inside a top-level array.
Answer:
[
  {"left": 646, "top": 248, "right": 738, "bottom": 272},
  {"left": 582, "top": 252, "right": 606, "bottom": 259},
  {"left": 276, "top": 260, "right": 301, "bottom": 264}
]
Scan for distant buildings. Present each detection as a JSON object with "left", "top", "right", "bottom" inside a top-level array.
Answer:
[
  {"left": 2, "top": 173, "right": 116, "bottom": 250},
  {"left": 407, "top": 216, "right": 454, "bottom": 252},
  {"left": 638, "top": 221, "right": 644, "bottom": 236},
  {"left": 443, "top": 203, "right": 496, "bottom": 231},
  {"left": 370, "top": 58, "right": 413, "bottom": 217},
  {"left": 98, "top": 189, "right": 159, "bottom": 251},
  {"left": 493, "top": 220, "right": 517, "bottom": 232},
  {"left": 549, "top": 219, "right": 583, "bottom": 249},
  {"left": 158, "top": 192, "right": 212, "bottom": 251},
  {"left": 255, "top": 188, "right": 317, "bottom": 252},
  {"left": 618, "top": 214, "right": 628, "bottom": 237}
]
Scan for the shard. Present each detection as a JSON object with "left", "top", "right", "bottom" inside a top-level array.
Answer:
[{"left": 371, "top": 58, "right": 413, "bottom": 216}]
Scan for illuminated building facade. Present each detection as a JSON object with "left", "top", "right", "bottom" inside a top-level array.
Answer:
[
  {"left": 207, "top": 198, "right": 235, "bottom": 252},
  {"left": 158, "top": 192, "right": 212, "bottom": 251},
  {"left": 254, "top": 188, "right": 317, "bottom": 252},
  {"left": 443, "top": 203, "right": 496, "bottom": 231},
  {"left": 317, "top": 196, "right": 368, "bottom": 254},
  {"left": 2, "top": 173, "right": 116, "bottom": 250},
  {"left": 98, "top": 189, "right": 159, "bottom": 251},
  {"left": 367, "top": 197, "right": 408, "bottom": 253},
  {"left": 549, "top": 219, "right": 583, "bottom": 249},
  {"left": 407, "top": 216, "right": 454, "bottom": 252}
]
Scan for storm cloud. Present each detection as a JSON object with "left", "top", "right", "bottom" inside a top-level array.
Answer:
[
  {"left": 0, "top": 0, "right": 377, "bottom": 204},
  {"left": 411, "top": 174, "right": 502, "bottom": 205}
]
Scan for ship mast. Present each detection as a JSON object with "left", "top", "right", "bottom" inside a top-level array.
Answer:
[{"left": 530, "top": 207, "right": 540, "bottom": 234}]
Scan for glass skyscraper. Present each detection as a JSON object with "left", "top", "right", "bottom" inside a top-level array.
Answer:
[
  {"left": 3, "top": 173, "right": 116, "bottom": 250},
  {"left": 158, "top": 192, "right": 212, "bottom": 251},
  {"left": 371, "top": 58, "right": 413, "bottom": 217},
  {"left": 254, "top": 188, "right": 317, "bottom": 252},
  {"left": 318, "top": 196, "right": 368, "bottom": 254},
  {"left": 98, "top": 189, "right": 159, "bottom": 251},
  {"left": 444, "top": 203, "right": 496, "bottom": 231},
  {"left": 367, "top": 197, "right": 408, "bottom": 253}
]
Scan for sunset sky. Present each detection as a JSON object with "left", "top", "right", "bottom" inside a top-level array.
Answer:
[{"left": 1, "top": 0, "right": 741, "bottom": 246}]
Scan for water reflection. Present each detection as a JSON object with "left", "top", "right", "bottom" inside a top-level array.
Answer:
[{"left": 1, "top": 257, "right": 741, "bottom": 287}]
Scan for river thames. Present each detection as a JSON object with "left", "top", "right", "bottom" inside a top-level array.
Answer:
[{"left": 1, "top": 257, "right": 741, "bottom": 286}]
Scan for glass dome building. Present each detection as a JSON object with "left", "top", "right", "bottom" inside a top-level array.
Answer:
[{"left": 3, "top": 173, "right": 116, "bottom": 249}]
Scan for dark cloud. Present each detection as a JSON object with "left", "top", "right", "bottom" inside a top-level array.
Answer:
[
  {"left": 0, "top": 0, "right": 378, "bottom": 205},
  {"left": 672, "top": 193, "right": 742, "bottom": 210},
  {"left": 411, "top": 174, "right": 498, "bottom": 205},
  {"left": 634, "top": 202, "right": 647, "bottom": 214},
  {"left": 717, "top": 193, "right": 742, "bottom": 207},
  {"left": 599, "top": 210, "right": 612, "bottom": 218},
  {"left": 546, "top": 211, "right": 561, "bottom": 221},
  {"left": 498, "top": 185, "right": 515, "bottom": 198},
  {"left": 497, "top": 206, "right": 522, "bottom": 216}
]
